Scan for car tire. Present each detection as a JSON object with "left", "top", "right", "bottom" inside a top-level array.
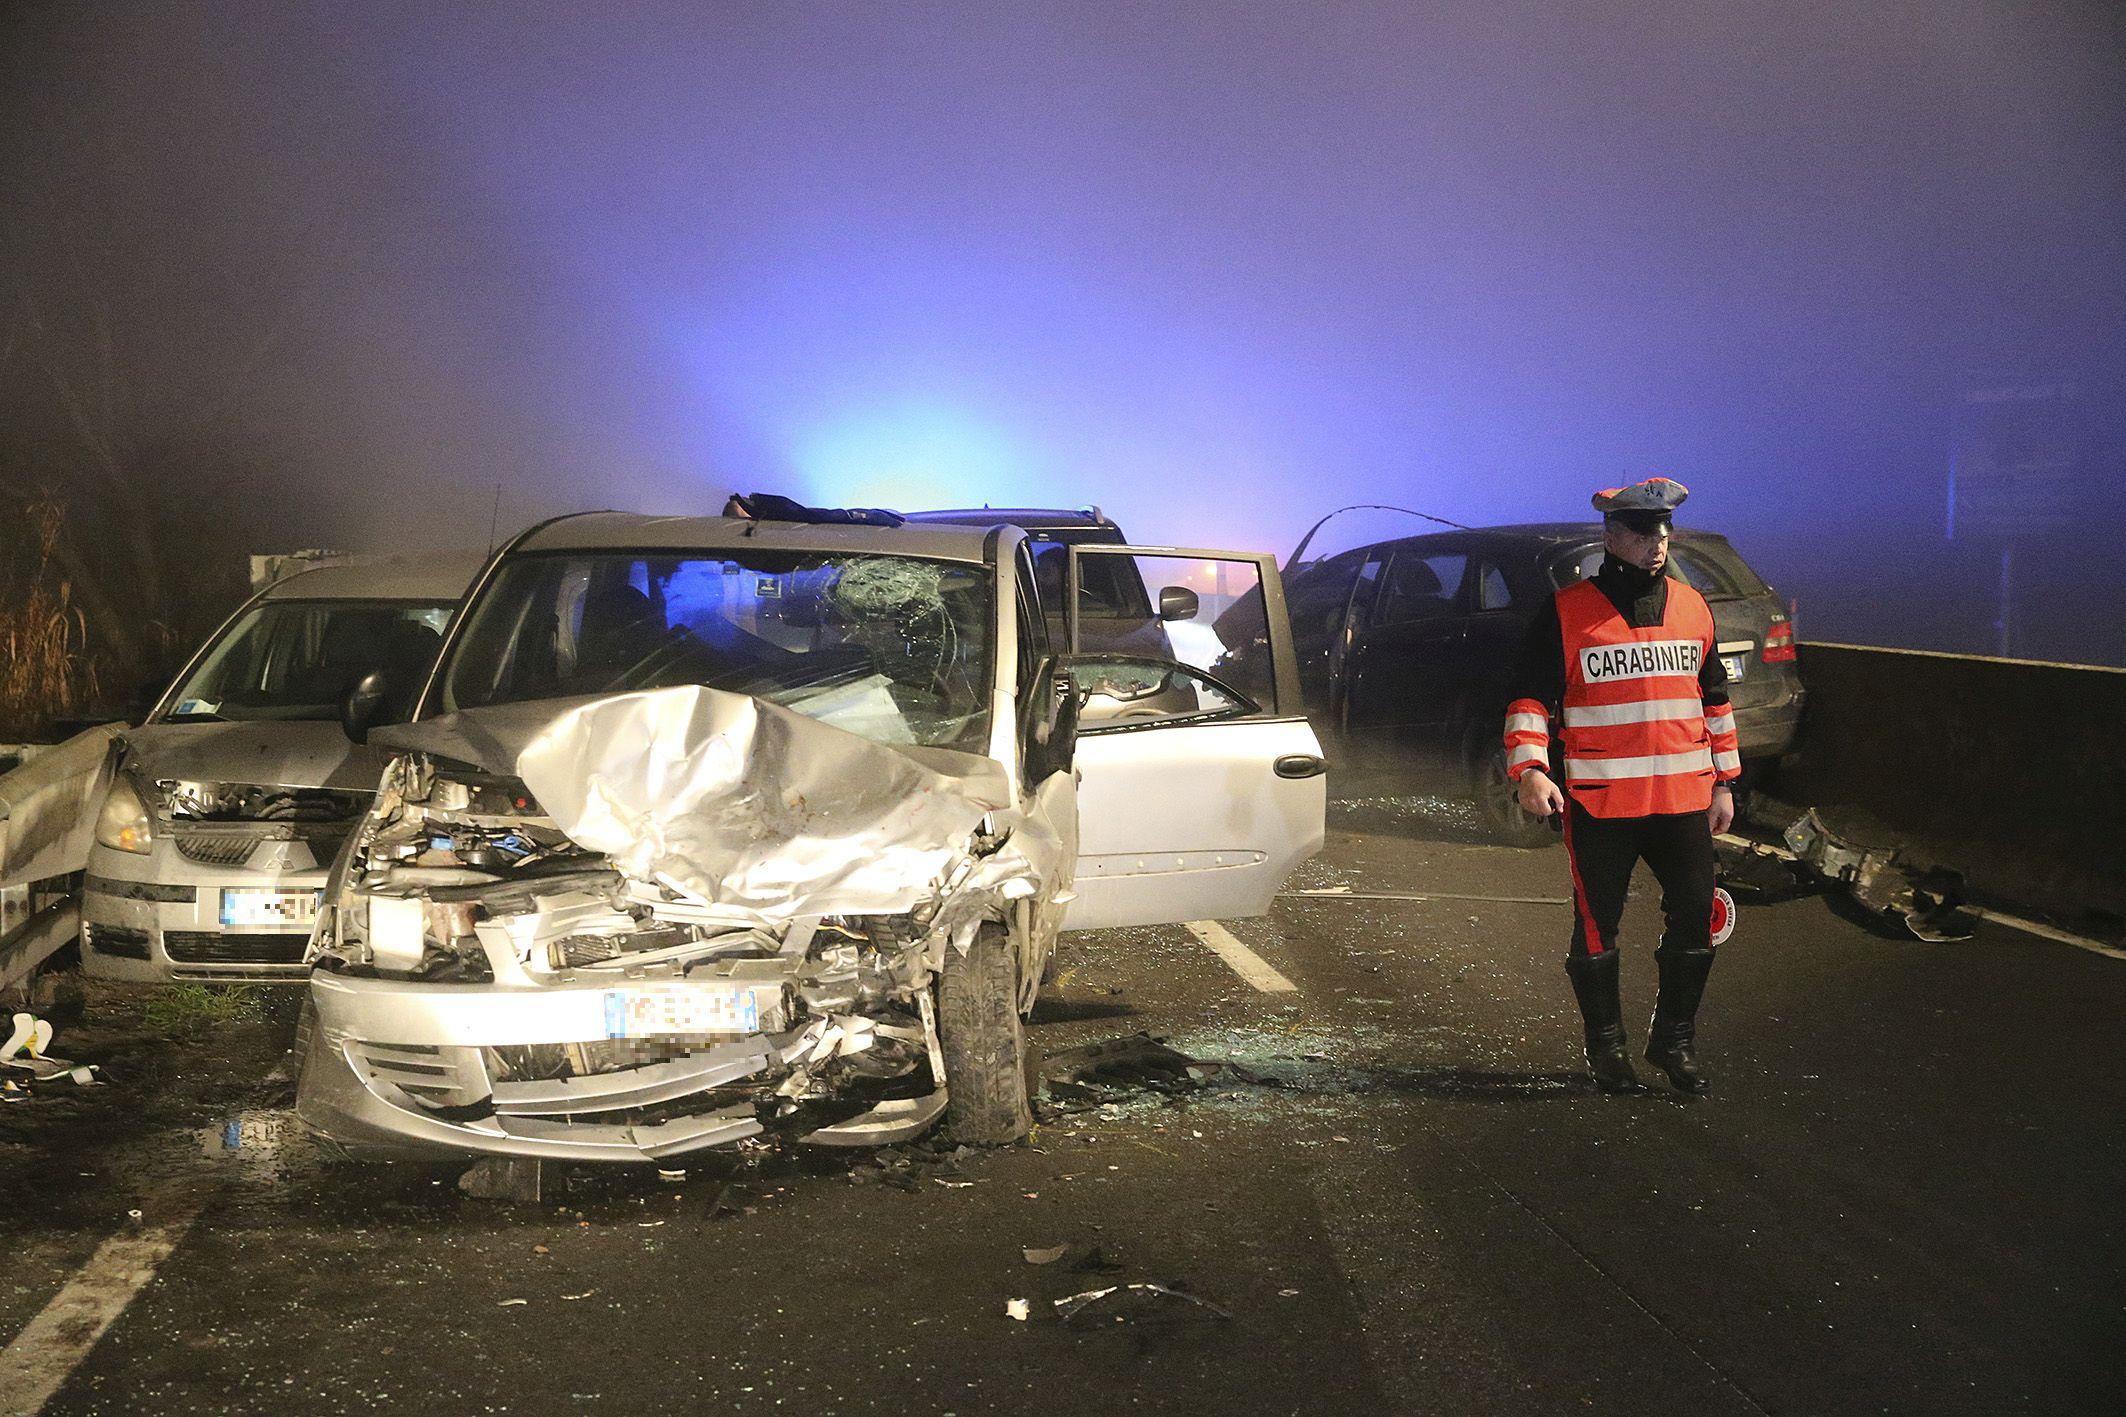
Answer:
[
  {"left": 1468, "top": 731, "right": 1558, "bottom": 849},
  {"left": 937, "top": 923, "right": 1034, "bottom": 1145}
]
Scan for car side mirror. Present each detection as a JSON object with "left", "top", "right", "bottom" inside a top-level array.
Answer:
[
  {"left": 340, "top": 670, "right": 391, "bottom": 745},
  {"left": 1024, "top": 667, "right": 1080, "bottom": 782},
  {"left": 1158, "top": 586, "right": 1200, "bottom": 622},
  {"left": 1039, "top": 679, "right": 1080, "bottom": 778}
]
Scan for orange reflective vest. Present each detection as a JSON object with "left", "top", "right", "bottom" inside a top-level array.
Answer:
[{"left": 1504, "top": 578, "right": 1740, "bottom": 818}]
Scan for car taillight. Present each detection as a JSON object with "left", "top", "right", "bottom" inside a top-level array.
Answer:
[{"left": 1762, "top": 622, "right": 1796, "bottom": 663}]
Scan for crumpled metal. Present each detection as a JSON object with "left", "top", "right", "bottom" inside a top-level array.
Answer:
[{"left": 513, "top": 685, "right": 1065, "bottom": 936}]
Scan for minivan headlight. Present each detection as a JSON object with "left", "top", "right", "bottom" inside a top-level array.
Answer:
[{"left": 93, "top": 776, "right": 155, "bottom": 855}]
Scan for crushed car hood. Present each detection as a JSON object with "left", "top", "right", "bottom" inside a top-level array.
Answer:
[
  {"left": 125, "top": 719, "right": 389, "bottom": 793},
  {"left": 378, "top": 687, "right": 1047, "bottom": 925}
]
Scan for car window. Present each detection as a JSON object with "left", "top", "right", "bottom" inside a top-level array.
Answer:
[
  {"left": 1550, "top": 542, "right": 1749, "bottom": 600},
  {"left": 165, "top": 601, "right": 455, "bottom": 722},
  {"left": 1375, "top": 551, "right": 1467, "bottom": 624},
  {"left": 439, "top": 550, "right": 994, "bottom": 750},
  {"left": 1072, "top": 552, "right": 1276, "bottom": 713},
  {"left": 1287, "top": 548, "right": 1367, "bottom": 647},
  {"left": 1066, "top": 656, "right": 1254, "bottom": 730},
  {"left": 1030, "top": 541, "right": 1153, "bottom": 633},
  {"left": 1667, "top": 546, "right": 1745, "bottom": 599},
  {"left": 1476, "top": 562, "right": 1514, "bottom": 611}
]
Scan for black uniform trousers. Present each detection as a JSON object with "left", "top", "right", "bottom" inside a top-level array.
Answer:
[{"left": 1559, "top": 800, "right": 1715, "bottom": 959}]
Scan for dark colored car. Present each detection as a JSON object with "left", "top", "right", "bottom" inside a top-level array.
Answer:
[{"left": 1284, "top": 523, "right": 1804, "bottom": 844}]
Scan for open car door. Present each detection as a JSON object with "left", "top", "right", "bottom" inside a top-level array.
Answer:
[{"left": 1060, "top": 546, "right": 1326, "bottom": 932}]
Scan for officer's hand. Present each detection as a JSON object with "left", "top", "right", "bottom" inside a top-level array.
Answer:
[
  {"left": 1517, "top": 770, "right": 1565, "bottom": 819},
  {"left": 1709, "top": 785, "right": 1735, "bottom": 836}
]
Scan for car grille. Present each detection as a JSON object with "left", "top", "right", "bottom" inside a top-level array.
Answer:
[
  {"left": 172, "top": 833, "right": 263, "bottom": 866},
  {"left": 168, "top": 820, "right": 357, "bottom": 867},
  {"left": 84, "top": 923, "right": 152, "bottom": 960},
  {"left": 163, "top": 931, "right": 309, "bottom": 965}
]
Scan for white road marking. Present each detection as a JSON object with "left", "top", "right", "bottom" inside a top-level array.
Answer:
[
  {"left": 1184, "top": 920, "right": 1297, "bottom": 993},
  {"left": 0, "top": 1193, "right": 207, "bottom": 1416},
  {"left": 1970, "top": 909, "right": 2126, "bottom": 962}
]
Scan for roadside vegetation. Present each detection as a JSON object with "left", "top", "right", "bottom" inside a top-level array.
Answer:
[
  {"left": 0, "top": 493, "right": 101, "bottom": 741},
  {"left": 138, "top": 981, "right": 272, "bottom": 1032}
]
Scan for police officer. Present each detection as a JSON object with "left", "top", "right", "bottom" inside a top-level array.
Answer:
[{"left": 1502, "top": 478, "right": 1741, "bottom": 1093}]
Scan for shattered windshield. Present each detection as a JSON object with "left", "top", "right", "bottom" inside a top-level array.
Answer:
[
  {"left": 164, "top": 601, "right": 455, "bottom": 722},
  {"left": 438, "top": 551, "right": 995, "bottom": 750}
]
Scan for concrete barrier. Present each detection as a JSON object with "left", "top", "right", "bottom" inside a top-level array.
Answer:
[{"left": 1765, "top": 643, "right": 2126, "bottom": 928}]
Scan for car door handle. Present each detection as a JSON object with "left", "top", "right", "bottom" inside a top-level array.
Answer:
[{"left": 1275, "top": 754, "right": 1327, "bottom": 779}]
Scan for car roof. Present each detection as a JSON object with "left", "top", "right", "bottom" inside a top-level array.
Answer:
[
  {"left": 261, "top": 551, "right": 488, "bottom": 602},
  {"left": 515, "top": 510, "right": 1000, "bottom": 564},
  {"left": 901, "top": 503, "right": 1122, "bottom": 537},
  {"left": 1311, "top": 522, "right": 1731, "bottom": 559}
]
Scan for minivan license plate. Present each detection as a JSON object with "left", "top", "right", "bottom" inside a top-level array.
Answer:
[
  {"left": 603, "top": 985, "right": 768, "bottom": 1039},
  {"left": 1722, "top": 653, "right": 1746, "bottom": 682},
  {"left": 220, "top": 889, "right": 319, "bottom": 928}
]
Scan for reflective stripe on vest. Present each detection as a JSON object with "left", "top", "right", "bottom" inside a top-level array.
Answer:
[{"left": 1556, "top": 578, "right": 1719, "bottom": 818}]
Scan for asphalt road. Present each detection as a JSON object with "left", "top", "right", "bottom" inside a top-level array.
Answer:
[{"left": 3, "top": 793, "right": 2121, "bottom": 1416}]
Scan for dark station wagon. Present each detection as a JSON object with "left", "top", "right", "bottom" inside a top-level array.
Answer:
[{"left": 1283, "top": 523, "right": 1805, "bottom": 844}]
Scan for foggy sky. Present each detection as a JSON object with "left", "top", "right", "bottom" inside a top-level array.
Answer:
[{"left": 4, "top": 1, "right": 2123, "bottom": 657}]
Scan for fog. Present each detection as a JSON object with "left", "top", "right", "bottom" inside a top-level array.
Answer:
[{"left": 4, "top": 0, "right": 2123, "bottom": 661}]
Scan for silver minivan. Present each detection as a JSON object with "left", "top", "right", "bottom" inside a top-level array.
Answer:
[{"left": 295, "top": 511, "right": 1325, "bottom": 1162}]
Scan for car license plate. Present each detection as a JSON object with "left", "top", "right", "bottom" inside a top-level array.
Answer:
[
  {"left": 220, "top": 889, "right": 319, "bottom": 928},
  {"left": 1722, "top": 653, "right": 1746, "bottom": 682},
  {"left": 603, "top": 985, "right": 770, "bottom": 1039}
]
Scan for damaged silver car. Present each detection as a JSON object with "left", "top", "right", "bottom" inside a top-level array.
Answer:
[
  {"left": 296, "top": 510, "right": 1326, "bottom": 1162},
  {"left": 79, "top": 554, "right": 484, "bottom": 982}
]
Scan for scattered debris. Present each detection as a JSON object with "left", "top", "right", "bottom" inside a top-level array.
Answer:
[
  {"left": 1072, "top": 1246, "right": 1127, "bottom": 1275},
  {"left": 0, "top": 1010, "right": 105, "bottom": 1089},
  {"left": 1041, "top": 1033, "right": 1230, "bottom": 1106},
  {"left": 460, "top": 1155, "right": 546, "bottom": 1203},
  {"left": 562, "top": 1290, "right": 598, "bottom": 1301},
  {"left": 1005, "top": 1298, "right": 1031, "bottom": 1322},
  {"left": 1782, "top": 809, "right": 1977, "bottom": 942},
  {"left": 1711, "top": 836, "right": 1812, "bottom": 901},
  {"left": 497, "top": 1298, "right": 529, "bottom": 1307},
  {"left": 1022, "top": 1244, "right": 1067, "bottom": 1265},
  {"left": 1053, "top": 1283, "right": 1234, "bottom": 1323}
]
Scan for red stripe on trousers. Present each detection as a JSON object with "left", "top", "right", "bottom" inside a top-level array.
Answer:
[{"left": 1560, "top": 804, "right": 1605, "bottom": 955}]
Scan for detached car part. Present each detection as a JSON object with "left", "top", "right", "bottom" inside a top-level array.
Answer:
[{"left": 1782, "top": 807, "right": 1975, "bottom": 942}]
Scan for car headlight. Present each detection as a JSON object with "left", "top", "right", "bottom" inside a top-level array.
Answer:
[{"left": 94, "top": 776, "right": 155, "bottom": 855}]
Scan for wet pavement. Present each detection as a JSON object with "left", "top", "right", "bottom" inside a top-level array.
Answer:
[{"left": 2, "top": 794, "right": 2121, "bottom": 1415}]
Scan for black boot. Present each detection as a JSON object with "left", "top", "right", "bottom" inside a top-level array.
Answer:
[
  {"left": 1564, "top": 952, "right": 1643, "bottom": 1094},
  {"left": 1645, "top": 947, "right": 1716, "bottom": 1093}
]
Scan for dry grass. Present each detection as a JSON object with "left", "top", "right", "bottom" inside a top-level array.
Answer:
[{"left": 0, "top": 494, "right": 101, "bottom": 739}]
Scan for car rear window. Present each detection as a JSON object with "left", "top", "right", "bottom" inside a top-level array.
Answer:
[{"left": 1550, "top": 542, "right": 1757, "bottom": 600}]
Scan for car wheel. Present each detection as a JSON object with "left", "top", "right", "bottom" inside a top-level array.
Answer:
[
  {"left": 1470, "top": 736, "right": 1558, "bottom": 849},
  {"left": 937, "top": 923, "right": 1034, "bottom": 1144}
]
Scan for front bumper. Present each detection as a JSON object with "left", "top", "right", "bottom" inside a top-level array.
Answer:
[
  {"left": 295, "top": 970, "right": 946, "bottom": 1164},
  {"left": 79, "top": 834, "right": 337, "bottom": 983}
]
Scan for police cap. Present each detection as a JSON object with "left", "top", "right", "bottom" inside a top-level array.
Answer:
[{"left": 1592, "top": 477, "right": 1689, "bottom": 526}]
